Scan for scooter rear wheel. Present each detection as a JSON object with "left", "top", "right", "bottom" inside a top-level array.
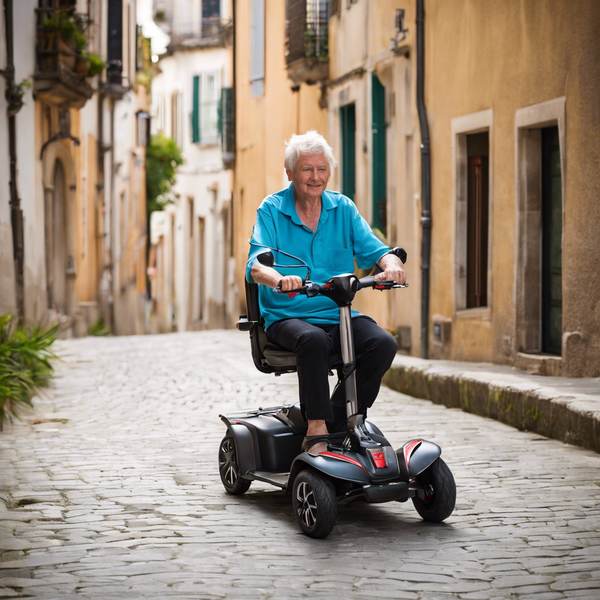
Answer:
[
  {"left": 218, "top": 433, "right": 252, "bottom": 495},
  {"left": 412, "top": 457, "right": 456, "bottom": 522},
  {"left": 292, "top": 469, "right": 337, "bottom": 538}
]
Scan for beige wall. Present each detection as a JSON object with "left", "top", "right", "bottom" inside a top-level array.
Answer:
[{"left": 425, "top": 0, "right": 600, "bottom": 375}]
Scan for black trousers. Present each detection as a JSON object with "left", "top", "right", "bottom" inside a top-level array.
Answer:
[{"left": 266, "top": 316, "right": 398, "bottom": 427}]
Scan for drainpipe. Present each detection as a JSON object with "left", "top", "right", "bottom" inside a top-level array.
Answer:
[
  {"left": 2, "top": 0, "right": 24, "bottom": 319},
  {"left": 416, "top": 0, "right": 431, "bottom": 359}
]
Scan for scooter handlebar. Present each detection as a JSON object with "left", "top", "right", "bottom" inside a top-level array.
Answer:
[
  {"left": 274, "top": 281, "right": 322, "bottom": 297},
  {"left": 358, "top": 276, "right": 409, "bottom": 290},
  {"left": 274, "top": 277, "right": 407, "bottom": 296}
]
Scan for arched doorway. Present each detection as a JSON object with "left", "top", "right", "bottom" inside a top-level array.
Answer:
[
  {"left": 45, "top": 159, "right": 68, "bottom": 314},
  {"left": 42, "top": 139, "right": 77, "bottom": 330}
]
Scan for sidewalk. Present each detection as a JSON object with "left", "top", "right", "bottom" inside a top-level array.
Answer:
[{"left": 383, "top": 355, "right": 600, "bottom": 453}]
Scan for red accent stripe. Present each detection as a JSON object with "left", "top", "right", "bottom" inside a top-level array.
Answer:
[
  {"left": 403, "top": 440, "right": 422, "bottom": 470},
  {"left": 319, "top": 451, "right": 369, "bottom": 475}
]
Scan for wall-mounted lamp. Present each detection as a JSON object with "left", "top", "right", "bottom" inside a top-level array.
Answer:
[{"left": 391, "top": 8, "right": 409, "bottom": 55}]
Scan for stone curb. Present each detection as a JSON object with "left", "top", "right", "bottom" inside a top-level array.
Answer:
[{"left": 383, "top": 357, "right": 600, "bottom": 454}]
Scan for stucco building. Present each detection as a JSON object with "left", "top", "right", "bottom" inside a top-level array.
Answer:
[
  {"left": 231, "top": 0, "right": 600, "bottom": 378},
  {"left": 148, "top": 0, "right": 237, "bottom": 332},
  {"left": 0, "top": 0, "right": 150, "bottom": 336}
]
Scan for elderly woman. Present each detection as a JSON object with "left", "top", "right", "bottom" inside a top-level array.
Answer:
[{"left": 246, "top": 131, "right": 406, "bottom": 455}]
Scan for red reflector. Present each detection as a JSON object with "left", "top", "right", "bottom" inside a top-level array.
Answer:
[{"left": 368, "top": 448, "right": 387, "bottom": 468}]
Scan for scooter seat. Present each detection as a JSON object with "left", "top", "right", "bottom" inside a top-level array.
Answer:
[{"left": 263, "top": 343, "right": 297, "bottom": 368}]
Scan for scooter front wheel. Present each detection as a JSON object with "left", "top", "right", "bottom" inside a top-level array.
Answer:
[
  {"left": 292, "top": 469, "right": 337, "bottom": 538},
  {"left": 218, "top": 433, "right": 252, "bottom": 495},
  {"left": 412, "top": 457, "right": 456, "bottom": 522}
]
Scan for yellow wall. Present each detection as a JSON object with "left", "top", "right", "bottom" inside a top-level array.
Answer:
[{"left": 233, "top": 0, "right": 328, "bottom": 301}]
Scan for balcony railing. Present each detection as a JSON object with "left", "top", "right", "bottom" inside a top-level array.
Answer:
[
  {"left": 168, "top": 17, "right": 232, "bottom": 49},
  {"left": 285, "top": 0, "right": 329, "bottom": 85},
  {"left": 34, "top": 1, "right": 95, "bottom": 109}
]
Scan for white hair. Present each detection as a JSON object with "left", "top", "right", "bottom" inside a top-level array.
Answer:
[{"left": 284, "top": 130, "right": 337, "bottom": 172}]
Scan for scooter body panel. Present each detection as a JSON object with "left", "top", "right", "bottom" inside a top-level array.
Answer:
[
  {"left": 289, "top": 451, "right": 372, "bottom": 486},
  {"left": 397, "top": 439, "right": 442, "bottom": 478},
  {"left": 221, "top": 409, "right": 304, "bottom": 475}
]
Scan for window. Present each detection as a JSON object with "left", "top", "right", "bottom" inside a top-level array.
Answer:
[
  {"left": 250, "top": 0, "right": 265, "bottom": 97},
  {"left": 220, "top": 87, "right": 235, "bottom": 164},
  {"left": 466, "top": 132, "right": 489, "bottom": 308},
  {"left": 191, "top": 72, "right": 221, "bottom": 145},
  {"left": 203, "top": 0, "right": 220, "bottom": 19},
  {"left": 136, "top": 111, "right": 149, "bottom": 146},
  {"left": 107, "top": 0, "right": 123, "bottom": 84},
  {"left": 340, "top": 102, "right": 356, "bottom": 201},
  {"left": 452, "top": 109, "right": 493, "bottom": 314},
  {"left": 171, "top": 91, "right": 181, "bottom": 146}
]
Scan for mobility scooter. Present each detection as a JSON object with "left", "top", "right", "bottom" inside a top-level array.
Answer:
[{"left": 218, "top": 248, "right": 456, "bottom": 538}]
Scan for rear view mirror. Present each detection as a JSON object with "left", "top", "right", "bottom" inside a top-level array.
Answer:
[{"left": 257, "top": 252, "right": 275, "bottom": 267}]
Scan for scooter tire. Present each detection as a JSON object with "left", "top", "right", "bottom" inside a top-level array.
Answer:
[
  {"left": 412, "top": 457, "right": 456, "bottom": 522},
  {"left": 218, "top": 433, "right": 252, "bottom": 495},
  {"left": 292, "top": 469, "right": 337, "bottom": 539}
]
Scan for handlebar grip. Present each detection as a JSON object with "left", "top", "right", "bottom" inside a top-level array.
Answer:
[{"left": 357, "top": 276, "right": 375, "bottom": 290}]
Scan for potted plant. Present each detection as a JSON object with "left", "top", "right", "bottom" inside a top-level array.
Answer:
[
  {"left": 74, "top": 31, "right": 89, "bottom": 75},
  {"left": 85, "top": 52, "right": 106, "bottom": 78},
  {"left": 7, "top": 79, "right": 31, "bottom": 117},
  {"left": 58, "top": 15, "right": 77, "bottom": 69}
]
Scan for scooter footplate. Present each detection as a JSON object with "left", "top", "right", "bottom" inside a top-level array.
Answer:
[{"left": 250, "top": 471, "right": 289, "bottom": 489}]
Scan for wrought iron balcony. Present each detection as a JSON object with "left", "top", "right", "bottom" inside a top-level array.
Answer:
[
  {"left": 34, "top": 3, "right": 95, "bottom": 109},
  {"left": 285, "top": 0, "right": 329, "bottom": 86},
  {"left": 168, "top": 17, "right": 233, "bottom": 50}
]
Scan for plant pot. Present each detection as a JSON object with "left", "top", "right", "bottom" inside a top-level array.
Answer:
[
  {"left": 58, "top": 36, "right": 76, "bottom": 70},
  {"left": 7, "top": 98, "right": 24, "bottom": 117},
  {"left": 74, "top": 54, "right": 90, "bottom": 76}
]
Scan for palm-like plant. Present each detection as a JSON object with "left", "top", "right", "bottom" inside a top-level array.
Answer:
[{"left": 0, "top": 314, "right": 58, "bottom": 429}]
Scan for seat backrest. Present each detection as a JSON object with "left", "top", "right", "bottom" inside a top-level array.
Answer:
[{"left": 243, "top": 279, "right": 297, "bottom": 375}]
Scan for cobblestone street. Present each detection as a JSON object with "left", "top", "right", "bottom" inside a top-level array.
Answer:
[{"left": 1, "top": 331, "right": 600, "bottom": 599}]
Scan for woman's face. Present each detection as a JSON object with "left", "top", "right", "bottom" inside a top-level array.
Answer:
[{"left": 286, "top": 152, "right": 331, "bottom": 202}]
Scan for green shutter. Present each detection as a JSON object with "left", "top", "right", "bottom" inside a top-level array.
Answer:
[
  {"left": 192, "top": 75, "right": 200, "bottom": 143},
  {"left": 340, "top": 103, "right": 356, "bottom": 202},
  {"left": 372, "top": 73, "right": 387, "bottom": 236}
]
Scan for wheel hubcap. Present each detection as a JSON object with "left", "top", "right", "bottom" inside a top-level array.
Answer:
[
  {"left": 220, "top": 439, "right": 238, "bottom": 486},
  {"left": 296, "top": 481, "right": 317, "bottom": 528}
]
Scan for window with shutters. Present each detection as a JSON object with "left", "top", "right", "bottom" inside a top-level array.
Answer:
[{"left": 191, "top": 72, "right": 221, "bottom": 145}]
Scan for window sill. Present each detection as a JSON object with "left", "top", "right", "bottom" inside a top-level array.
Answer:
[{"left": 455, "top": 307, "right": 491, "bottom": 321}]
